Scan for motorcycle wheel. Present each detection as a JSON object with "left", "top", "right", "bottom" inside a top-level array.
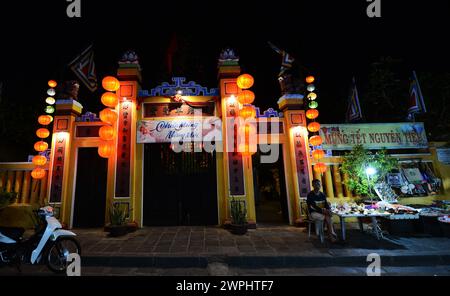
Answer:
[{"left": 46, "top": 237, "right": 81, "bottom": 274}]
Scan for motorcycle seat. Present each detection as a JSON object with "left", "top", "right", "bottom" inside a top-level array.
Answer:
[{"left": 0, "top": 227, "right": 25, "bottom": 241}]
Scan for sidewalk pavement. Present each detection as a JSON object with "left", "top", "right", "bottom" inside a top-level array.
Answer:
[{"left": 75, "top": 225, "right": 450, "bottom": 268}]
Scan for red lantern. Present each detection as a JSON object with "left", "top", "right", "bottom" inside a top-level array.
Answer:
[
  {"left": 236, "top": 74, "right": 254, "bottom": 89},
  {"left": 32, "top": 155, "right": 47, "bottom": 166},
  {"left": 306, "top": 109, "right": 319, "bottom": 120},
  {"left": 98, "top": 140, "right": 115, "bottom": 158},
  {"left": 307, "top": 122, "right": 321, "bottom": 133},
  {"left": 314, "top": 163, "right": 327, "bottom": 174},
  {"left": 306, "top": 76, "right": 315, "bottom": 84},
  {"left": 102, "top": 76, "right": 120, "bottom": 91},
  {"left": 48, "top": 80, "right": 57, "bottom": 88},
  {"left": 99, "top": 125, "right": 116, "bottom": 141},
  {"left": 312, "top": 149, "right": 325, "bottom": 160},
  {"left": 34, "top": 141, "right": 48, "bottom": 152},
  {"left": 239, "top": 106, "right": 256, "bottom": 119},
  {"left": 36, "top": 128, "right": 50, "bottom": 139},
  {"left": 101, "top": 92, "right": 119, "bottom": 108},
  {"left": 38, "top": 115, "right": 53, "bottom": 125},
  {"left": 31, "top": 168, "right": 46, "bottom": 179},
  {"left": 309, "top": 135, "right": 323, "bottom": 146},
  {"left": 99, "top": 108, "right": 118, "bottom": 124},
  {"left": 237, "top": 90, "right": 255, "bottom": 105}
]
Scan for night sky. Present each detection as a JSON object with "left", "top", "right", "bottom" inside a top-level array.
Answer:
[{"left": 1, "top": 0, "right": 449, "bottom": 160}]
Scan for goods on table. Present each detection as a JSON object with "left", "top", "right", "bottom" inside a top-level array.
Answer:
[{"left": 331, "top": 202, "right": 389, "bottom": 216}]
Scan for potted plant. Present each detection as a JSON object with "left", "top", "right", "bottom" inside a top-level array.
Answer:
[
  {"left": 107, "top": 202, "right": 129, "bottom": 237},
  {"left": 229, "top": 197, "right": 248, "bottom": 235}
]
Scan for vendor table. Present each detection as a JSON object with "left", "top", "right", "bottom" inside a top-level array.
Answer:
[{"left": 332, "top": 212, "right": 391, "bottom": 241}]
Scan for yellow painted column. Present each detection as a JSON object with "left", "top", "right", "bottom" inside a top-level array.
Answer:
[
  {"left": 342, "top": 172, "right": 353, "bottom": 198},
  {"left": 313, "top": 169, "right": 321, "bottom": 183},
  {"left": 30, "top": 178, "right": 39, "bottom": 204},
  {"left": 6, "top": 171, "right": 14, "bottom": 192},
  {"left": 323, "top": 166, "right": 334, "bottom": 198},
  {"left": 332, "top": 165, "right": 344, "bottom": 198},
  {"left": 21, "top": 171, "right": 31, "bottom": 204},
  {"left": 13, "top": 171, "right": 23, "bottom": 204},
  {"left": 39, "top": 175, "right": 48, "bottom": 206}
]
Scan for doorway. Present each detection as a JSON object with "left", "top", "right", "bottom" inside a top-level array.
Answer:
[
  {"left": 252, "top": 144, "right": 289, "bottom": 225},
  {"left": 72, "top": 147, "right": 108, "bottom": 228},
  {"left": 143, "top": 143, "right": 218, "bottom": 226}
]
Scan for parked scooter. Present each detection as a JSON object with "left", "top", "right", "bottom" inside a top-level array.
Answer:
[{"left": 0, "top": 206, "right": 81, "bottom": 274}]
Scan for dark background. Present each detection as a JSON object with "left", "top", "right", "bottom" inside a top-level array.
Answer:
[{"left": 1, "top": 0, "right": 449, "bottom": 161}]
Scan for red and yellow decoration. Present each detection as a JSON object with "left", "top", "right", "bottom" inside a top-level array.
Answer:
[
  {"left": 34, "top": 141, "right": 49, "bottom": 152},
  {"left": 236, "top": 74, "right": 254, "bottom": 89},
  {"left": 38, "top": 115, "right": 53, "bottom": 125},
  {"left": 98, "top": 76, "right": 120, "bottom": 158},
  {"left": 237, "top": 90, "right": 255, "bottom": 105},
  {"left": 31, "top": 168, "right": 46, "bottom": 179}
]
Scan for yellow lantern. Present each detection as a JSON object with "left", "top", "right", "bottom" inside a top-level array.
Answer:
[
  {"left": 239, "top": 106, "right": 256, "bottom": 119},
  {"left": 34, "top": 141, "right": 48, "bottom": 152},
  {"left": 99, "top": 125, "right": 116, "bottom": 141},
  {"left": 237, "top": 90, "right": 255, "bottom": 105},
  {"left": 31, "top": 168, "right": 46, "bottom": 179},
  {"left": 307, "top": 92, "right": 317, "bottom": 100},
  {"left": 99, "top": 108, "right": 118, "bottom": 124},
  {"left": 307, "top": 122, "right": 321, "bottom": 133},
  {"left": 48, "top": 80, "right": 57, "bottom": 88},
  {"left": 45, "top": 97, "right": 56, "bottom": 105},
  {"left": 314, "top": 163, "right": 327, "bottom": 174},
  {"left": 101, "top": 92, "right": 119, "bottom": 108},
  {"left": 36, "top": 128, "right": 50, "bottom": 139},
  {"left": 238, "top": 142, "right": 257, "bottom": 156},
  {"left": 32, "top": 155, "right": 47, "bottom": 166},
  {"left": 236, "top": 74, "right": 254, "bottom": 89},
  {"left": 312, "top": 149, "right": 325, "bottom": 160},
  {"left": 98, "top": 140, "right": 115, "bottom": 158},
  {"left": 38, "top": 115, "right": 53, "bottom": 125},
  {"left": 306, "top": 76, "right": 315, "bottom": 84},
  {"left": 102, "top": 76, "right": 120, "bottom": 92},
  {"left": 306, "top": 109, "right": 319, "bottom": 120},
  {"left": 309, "top": 135, "right": 323, "bottom": 146}
]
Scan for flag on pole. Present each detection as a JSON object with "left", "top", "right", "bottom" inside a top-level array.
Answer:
[
  {"left": 407, "top": 71, "right": 426, "bottom": 121},
  {"left": 346, "top": 77, "right": 363, "bottom": 122},
  {"left": 68, "top": 44, "right": 97, "bottom": 92},
  {"left": 268, "top": 41, "right": 295, "bottom": 76}
]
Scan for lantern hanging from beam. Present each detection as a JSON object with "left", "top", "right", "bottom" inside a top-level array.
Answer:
[
  {"left": 308, "top": 101, "right": 318, "bottom": 109},
  {"left": 236, "top": 74, "right": 254, "bottom": 89},
  {"left": 99, "top": 125, "right": 116, "bottom": 141},
  {"left": 309, "top": 135, "right": 323, "bottom": 146},
  {"left": 32, "top": 155, "right": 47, "bottom": 166},
  {"left": 306, "top": 76, "right": 315, "bottom": 84},
  {"left": 307, "top": 122, "right": 321, "bottom": 133},
  {"left": 34, "top": 141, "right": 48, "bottom": 152},
  {"left": 102, "top": 76, "right": 120, "bottom": 92},
  {"left": 312, "top": 149, "right": 325, "bottom": 160},
  {"left": 313, "top": 163, "right": 327, "bottom": 174},
  {"left": 98, "top": 140, "right": 115, "bottom": 158},
  {"left": 101, "top": 92, "right": 119, "bottom": 108},
  {"left": 38, "top": 115, "right": 53, "bottom": 125},
  {"left": 48, "top": 80, "right": 57, "bottom": 88},
  {"left": 99, "top": 108, "right": 118, "bottom": 124},
  {"left": 36, "top": 128, "right": 50, "bottom": 139},
  {"left": 31, "top": 168, "right": 46, "bottom": 179},
  {"left": 239, "top": 105, "right": 256, "bottom": 119},
  {"left": 307, "top": 92, "right": 317, "bottom": 101},
  {"left": 237, "top": 90, "right": 255, "bottom": 105},
  {"left": 306, "top": 109, "right": 319, "bottom": 120},
  {"left": 45, "top": 97, "right": 56, "bottom": 105}
]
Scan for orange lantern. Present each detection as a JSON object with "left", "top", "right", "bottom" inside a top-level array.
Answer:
[
  {"left": 309, "top": 135, "right": 323, "bottom": 146},
  {"left": 38, "top": 115, "right": 53, "bottom": 125},
  {"left": 312, "top": 149, "right": 325, "bottom": 160},
  {"left": 31, "top": 168, "right": 46, "bottom": 179},
  {"left": 314, "top": 162, "right": 327, "bottom": 174},
  {"left": 102, "top": 76, "right": 120, "bottom": 92},
  {"left": 32, "top": 155, "right": 47, "bottom": 166},
  {"left": 236, "top": 74, "right": 254, "bottom": 89},
  {"left": 238, "top": 124, "right": 256, "bottom": 136},
  {"left": 34, "top": 141, "right": 48, "bottom": 152},
  {"left": 99, "top": 125, "right": 116, "bottom": 141},
  {"left": 48, "top": 80, "right": 57, "bottom": 88},
  {"left": 306, "top": 109, "right": 319, "bottom": 120},
  {"left": 237, "top": 90, "right": 255, "bottom": 105},
  {"left": 99, "top": 108, "right": 118, "bottom": 124},
  {"left": 101, "top": 92, "right": 119, "bottom": 108},
  {"left": 307, "top": 122, "right": 321, "bottom": 133},
  {"left": 36, "top": 128, "right": 50, "bottom": 139},
  {"left": 239, "top": 106, "right": 256, "bottom": 119},
  {"left": 238, "top": 142, "right": 257, "bottom": 156},
  {"left": 306, "top": 76, "right": 315, "bottom": 84},
  {"left": 98, "top": 140, "right": 115, "bottom": 158}
]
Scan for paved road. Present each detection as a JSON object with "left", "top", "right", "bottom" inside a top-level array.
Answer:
[{"left": 1, "top": 263, "right": 449, "bottom": 276}]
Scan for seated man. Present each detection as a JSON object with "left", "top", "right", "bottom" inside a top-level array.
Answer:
[{"left": 307, "top": 179, "right": 337, "bottom": 242}]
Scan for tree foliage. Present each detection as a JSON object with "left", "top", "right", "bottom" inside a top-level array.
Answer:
[{"left": 340, "top": 145, "right": 398, "bottom": 196}]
